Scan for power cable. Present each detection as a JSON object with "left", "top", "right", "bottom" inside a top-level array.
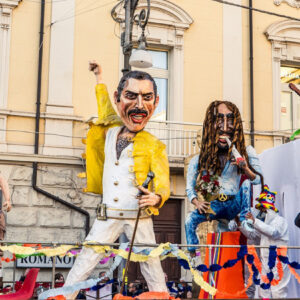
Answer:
[
  {"left": 22, "top": 0, "right": 300, "bottom": 22},
  {"left": 210, "top": 0, "right": 300, "bottom": 22},
  {"left": 0, "top": 127, "right": 297, "bottom": 141},
  {"left": 0, "top": 128, "right": 87, "bottom": 139},
  {"left": 48, "top": 0, "right": 102, "bottom": 28},
  {"left": 51, "top": 0, "right": 117, "bottom": 26}
]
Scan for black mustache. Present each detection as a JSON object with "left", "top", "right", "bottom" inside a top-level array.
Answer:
[{"left": 128, "top": 108, "right": 148, "bottom": 116}]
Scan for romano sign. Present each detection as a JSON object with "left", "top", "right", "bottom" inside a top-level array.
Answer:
[{"left": 17, "top": 255, "right": 75, "bottom": 268}]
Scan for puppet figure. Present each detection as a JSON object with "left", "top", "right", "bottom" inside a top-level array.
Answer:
[
  {"left": 185, "top": 101, "right": 262, "bottom": 252},
  {"left": 230, "top": 185, "right": 290, "bottom": 298},
  {"left": 63, "top": 62, "right": 170, "bottom": 299}
]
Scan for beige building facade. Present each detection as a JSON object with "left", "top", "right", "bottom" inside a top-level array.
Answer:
[{"left": 0, "top": 0, "right": 299, "bottom": 282}]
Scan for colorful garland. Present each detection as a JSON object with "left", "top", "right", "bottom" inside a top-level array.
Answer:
[
  {"left": 277, "top": 247, "right": 300, "bottom": 283},
  {"left": 1, "top": 242, "right": 299, "bottom": 299},
  {"left": 247, "top": 245, "right": 284, "bottom": 289}
]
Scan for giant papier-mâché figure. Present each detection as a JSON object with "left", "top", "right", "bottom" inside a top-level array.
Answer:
[
  {"left": 63, "top": 62, "right": 170, "bottom": 299},
  {"left": 185, "top": 101, "right": 263, "bottom": 252}
]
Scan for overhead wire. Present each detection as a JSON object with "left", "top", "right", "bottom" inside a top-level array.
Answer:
[
  {"left": 50, "top": 0, "right": 118, "bottom": 26},
  {"left": 210, "top": 0, "right": 300, "bottom": 22},
  {"left": 21, "top": 0, "right": 300, "bottom": 23},
  {"left": 48, "top": 0, "right": 104, "bottom": 27},
  {"left": 0, "top": 127, "right": 296, "bottom": 141}
]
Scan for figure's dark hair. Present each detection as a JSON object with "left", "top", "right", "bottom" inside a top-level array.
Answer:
[
  {"left": 198, "top": 100, "right": 264, "bottom": 188},
  {"left": 117, "top": 71, "right": 157, "bottom": 102}
]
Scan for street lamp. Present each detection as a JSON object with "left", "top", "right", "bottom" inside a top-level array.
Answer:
[{"left": 111, "top": 0, "right": 152, "bottom": 75}]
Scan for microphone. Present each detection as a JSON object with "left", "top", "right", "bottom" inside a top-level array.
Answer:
[
  {"left": 137, "top": 172, "right": 155, "bottom": 197},
  {"left": 225, "top": 137, "right": 246, "bottom": 167}
]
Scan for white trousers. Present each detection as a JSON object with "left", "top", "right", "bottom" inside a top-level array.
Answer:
[{"left": 65, "top": 217, "right": 167, "bottom": 299}]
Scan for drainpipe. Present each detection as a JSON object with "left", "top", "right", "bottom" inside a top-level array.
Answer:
[
  {"left": 32, "top": 0, "right": 90, "bottom": 236},
  {"left": 249, "top": 0, "right": 255, "bottom": 147}
]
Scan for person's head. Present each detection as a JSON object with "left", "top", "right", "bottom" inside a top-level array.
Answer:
[
  {"left": 55, "top": 273, "right": 64, "bottom": 282},
  {"left": 3, "top": 285, "right": 12, "bottom": 293},
  {"left": 114, "top": 71, "right": 159, "bottom": 132},
  {"left": 99, "top": 271, "right": 109, "bottom": 283},
  {"left": 198, "top": 100, "right": 247, "bottom": 175},
  {"left": 128, "top": 282, "right": 137, "bottom": 293},
  {"left": 99, "top": 271, "right": 106, "bottom": 277},
  {"left": 178, "top": 278, "right": 187, "bottom": 289},
  {"left": 214, "top": 102, "right": 236, "bottom": 150}
]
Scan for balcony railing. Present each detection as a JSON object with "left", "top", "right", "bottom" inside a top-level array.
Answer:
[{"left": 146, "top": 120, "right": 202, "bottom": 158}]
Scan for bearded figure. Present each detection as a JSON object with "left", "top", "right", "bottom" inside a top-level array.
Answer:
[
  {"left": 62, "top": 62, "right": 170, "bottom": 299},
  {"left": 185, "top": 101, "right": 263, "bottom": 253}
]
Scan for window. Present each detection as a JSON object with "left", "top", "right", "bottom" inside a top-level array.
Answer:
[
  {"left": 265, "top": 20, "right": 300, "bottom": 143},
  {"left": 117, "top": 0, "right": 192, "bottom": 122},
  {"left": 132, "top": 49, "right": 169, "bottom": 121},
  {"left": 280, "top": 65, "right": 300, "bottom": 131}
]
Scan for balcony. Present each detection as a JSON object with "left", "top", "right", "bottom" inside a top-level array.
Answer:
[{"left": 146, "top": 120, "right": 202, "bottom": 165}]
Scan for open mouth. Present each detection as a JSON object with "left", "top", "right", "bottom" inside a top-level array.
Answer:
[
  {"left": 218, "top": 135, "right": 230, "bottom": 144},
  {"left": 130, "top": 113, "right": 148, "bottom": 124}
]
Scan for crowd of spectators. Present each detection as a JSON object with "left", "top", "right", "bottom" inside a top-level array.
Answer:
[{"left": 0, "top": 270, "right": 193, "bottom": 299}]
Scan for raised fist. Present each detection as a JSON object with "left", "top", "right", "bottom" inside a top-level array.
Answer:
[
  {"left": 89, "top": 60, "right": 102, "bottom": 84},
  {"left": 89, "top": 60, "right": 101, "bottom": 75}
]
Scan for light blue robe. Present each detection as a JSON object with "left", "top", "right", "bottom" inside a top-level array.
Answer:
[{"left": 185, "top": 146, "right": 262, "bottom": 251}]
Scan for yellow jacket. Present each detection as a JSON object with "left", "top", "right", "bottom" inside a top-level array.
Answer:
[{"left": 85, "top": 84, "right": 170, "bottom": 214}]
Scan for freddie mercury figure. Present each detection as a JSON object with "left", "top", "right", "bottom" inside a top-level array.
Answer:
[
  {"left": 185, "top": 101, "right": 262, "bottom": 252},
  {"left": 64, "top": 62, "right": 170, "bottom": 299}
]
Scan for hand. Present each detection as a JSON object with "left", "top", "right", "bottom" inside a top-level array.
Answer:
[
  {"left": 89, "top": 60, "right": 101, "bottom": 74},
  {"left": 191, "top": 198, "right": 209, "bottom": 214},
  {"left": 2, "top": 200, "right": 11, "bottom": 212},
  {"left": 137, "top": 186, "right": 161, "bottom": 208},
  {"left": 230, "top": 156, "right": 247, "bottom": 170},
  {"left": 89, "top": 60, "right": 102, "bottom": 84},
  {"left": 245, "top": 212, "right": 255, "bottom": 224},
  {"left": 231, "top": 156, "right": 256, "bottom": 181}
]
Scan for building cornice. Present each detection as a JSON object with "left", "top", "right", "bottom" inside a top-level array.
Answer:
[
  {"left": 117, "top": 0, "right": 193, "bottom": 30},
  {"left": 274, "top": 0, "right": 300, "bottom": 8},
  {"left": 0, "top": 152, "right": 83, "bottom": 166},
  {"left": 0, "top": 0, "right": 21, "bottom": 8}
]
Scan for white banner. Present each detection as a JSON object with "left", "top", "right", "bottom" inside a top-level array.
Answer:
[{"left": 16, "top": 255, "right": 75, "bottom": 268}]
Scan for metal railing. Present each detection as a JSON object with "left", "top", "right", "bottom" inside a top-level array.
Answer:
[
  {"left": 84, "top": 116, "right": 299, "bottom": 160},
  {"left": 146, "top": 120, "right": 202, "bottom": 158}
]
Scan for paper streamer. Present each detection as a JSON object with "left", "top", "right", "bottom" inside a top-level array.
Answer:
[
  {"left": 2, "top": 242, "right": 298, "bottom": 298},
  {"left": 38, "top": 243, "right": 128, "bottom": 299}
]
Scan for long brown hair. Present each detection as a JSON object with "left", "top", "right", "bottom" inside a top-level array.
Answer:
[{"left": 198, "top": 101, "right": 264, "bottom": 186}]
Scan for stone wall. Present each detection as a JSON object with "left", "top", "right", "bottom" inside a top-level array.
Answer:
[
  {"left": 0, "top": 162, "right": 189, "bottom": 284},
  {"left": 0, "top": 163, "right": 107, "bottom": 282}
]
